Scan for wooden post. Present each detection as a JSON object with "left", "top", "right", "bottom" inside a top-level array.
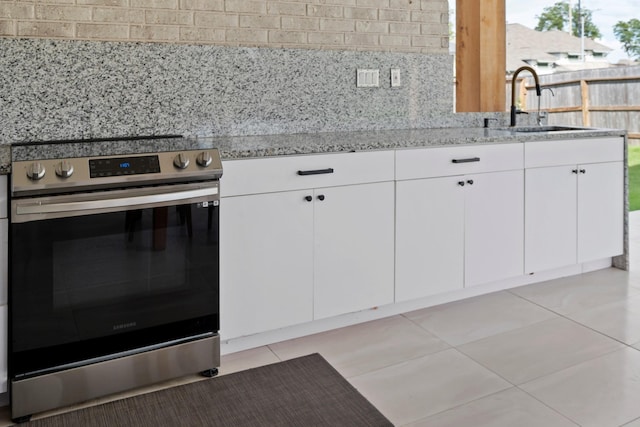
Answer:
[
  {"left": 456, "top": 0, "right": 506, "bottom": 112},
  {"left": 580, "top": 79, "right": 591, "bottom": 126}
]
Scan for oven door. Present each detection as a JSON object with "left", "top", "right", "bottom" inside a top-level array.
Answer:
[{"left": 9, "top": 182, "right": 220, "bottom": 378}]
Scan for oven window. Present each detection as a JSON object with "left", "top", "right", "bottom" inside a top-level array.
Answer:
[{"left": 11, "top": 202, "right": 219, "bottom": 359}]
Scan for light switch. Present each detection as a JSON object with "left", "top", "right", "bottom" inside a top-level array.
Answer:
[
  {"left": 391, "top": 69, "right": 401, "bottom": 87},
  {"left": 357, "top": 69, "right": 380, "bottom": 88}
]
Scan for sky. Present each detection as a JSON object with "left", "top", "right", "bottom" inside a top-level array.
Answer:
[{"left": 504, "top": 0, "right": 638, "bottom": 62}]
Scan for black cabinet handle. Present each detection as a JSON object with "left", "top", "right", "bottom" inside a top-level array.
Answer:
[
  {"left": 467, "top": 179, "right": 474, "bottom": 185},
  {"left": 317, "top": 195, "right": 325, "bottom": 201},
  {"left": 452, "top": 157, "right": 480, "bottom": 164},
  {"left": 304, "top": 196, "right": 312, "bottom": 202},
  {"left": 297, "top": 168, "right": 334, "bottom": 176},
  {"left": 572, "top": 169, "right": 578, "bottom": 174},
  {"left": 579, "top": 169, "right": 586, "bottom": 174},
  {"left": 458, "top": 181, "right": 465, "bottom": 186}
]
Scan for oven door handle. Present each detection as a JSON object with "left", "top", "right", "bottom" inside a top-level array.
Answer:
[{"left": 14, "top": 186, "right": 218, "bottom": 218}]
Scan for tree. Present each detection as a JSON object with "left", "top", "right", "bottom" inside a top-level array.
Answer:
[
  {"left": 614, "top": 19, "right": 640, "bottom": 60},
  {"left": 535, "top": 1, "right": 602, "bottom": 40}
]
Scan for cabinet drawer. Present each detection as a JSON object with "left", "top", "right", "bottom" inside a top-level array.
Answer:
[
  {"left": 525, "top": 137, "right": 624, "bottom": 168},
  {"left": 221, "top": 150, "right": 394, "bottom": 197},
  {"left": 396, "top": 143, "right": 523, "bottom": 180}
]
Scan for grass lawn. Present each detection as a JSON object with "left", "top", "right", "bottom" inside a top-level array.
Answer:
[{"left": 630, "top": 146, "right": 640, "bottom": 211}]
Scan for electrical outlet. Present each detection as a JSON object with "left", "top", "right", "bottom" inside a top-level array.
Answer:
[
  {"left": 357, "top": 69, "right": 380, "bottom": 87},
  {"left": 391, "top": 69, "right": 401, "bottom": 87}
]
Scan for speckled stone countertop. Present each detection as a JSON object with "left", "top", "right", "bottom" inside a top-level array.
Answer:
[{"left": 7, "top": 126, "right": 627, "bottom": 169}]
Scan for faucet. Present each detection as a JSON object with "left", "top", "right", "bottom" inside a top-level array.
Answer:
[
  {"left": 510, "top": 66, "right": 541, "bottom": 127},
  {"left": 537, "top": 87, "right": 555, "bottom": 125}
]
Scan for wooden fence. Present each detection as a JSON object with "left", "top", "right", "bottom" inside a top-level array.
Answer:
[{"left": 509, "top": 65, "right": 640, "bottom": 140}]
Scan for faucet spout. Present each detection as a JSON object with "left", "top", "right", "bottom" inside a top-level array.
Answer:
[{"left": 510, "top": 66, "right": 541, "bottom": 127}]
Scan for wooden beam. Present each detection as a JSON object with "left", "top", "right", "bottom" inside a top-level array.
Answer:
[{"left": 456, "top": 0, "right": 506, "bottom": 112}]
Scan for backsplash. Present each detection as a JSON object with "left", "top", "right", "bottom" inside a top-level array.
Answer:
[{"left": 0, "top": 38, "right": 458, "bottom": 144}]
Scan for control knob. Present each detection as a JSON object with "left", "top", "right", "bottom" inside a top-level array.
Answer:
[
  {"left": 26, "top": 162, "right": 45, "bottom": 180},
  {"left": 196, "top": 151, "right": 212, "bottom": 167},
  {"left": 55, "top": 160, "right": 74, "bottom": 178},
  {"left": 173, "top": 153, "right": 190, "bottom": 169}
]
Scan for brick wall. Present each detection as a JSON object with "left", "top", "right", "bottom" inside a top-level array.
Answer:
[{"left": 0, "top": 0, "right": 449, "bottom": 53}]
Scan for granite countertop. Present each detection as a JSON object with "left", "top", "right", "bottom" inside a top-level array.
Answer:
[{"left": 6, "top": 126, "right": 627, "bottom": 173}]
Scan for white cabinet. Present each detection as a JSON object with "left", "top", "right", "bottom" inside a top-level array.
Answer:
[
  {"left": 0, "top": 175, "right": 7, "bottom": 393},
  {"left": 314, "top": 182, "right": 394, "bottom": 319},
  {"left": 524, "top": 138, "right": 624, "bottom": 273},
  {"left": 395, "top": 144, "right": 524, "bottom": 302},
  {"left": 395, "top": 177, "right": 464, "bottom": 301},
  {"left": 220, "top": 191, "right": 314, "bottom": 339},
  {"left": 220, "top": 151, "right": 395, "bottom": 339},
  {"left": 464, "top": 169, "right": 524, "bottom": 287}
]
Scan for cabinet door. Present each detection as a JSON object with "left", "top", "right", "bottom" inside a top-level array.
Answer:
[
  {"left": 220, "top": 191, "right": 313, "bottom": 339},
  {"left": 525, "top": 166, "right": 578, "bottom": 273},
  {"left": 578, "top": 161, "right": 624, "bottom": 262},
  {"left": 313, "top": 182, "right": 395, "bottom": 319},
  {"left": 465, "top": 170, "right": 524, "bottom": 287},
  {"left": 395, "top": 177, "right": 465, "bottom": 302}
]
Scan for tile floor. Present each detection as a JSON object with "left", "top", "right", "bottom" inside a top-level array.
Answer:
[{"left": 5, "top": 213, "right": 640, "bottom": 426}]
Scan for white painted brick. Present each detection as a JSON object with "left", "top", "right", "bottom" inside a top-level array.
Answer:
[
  {"left": 146, "top": 10, "right": 193, "bottom": 25},
  {"left": 35, "top": 5, "right": 93, "bottom": 21},
  {"left": 0, "top": 20, "right": 13, "bottom": 35},
  {"left": 379, "top": 9, "right": 409, "bottom": 22},
  {"left": 76, "top": 22, "right": 129, "bottom": 38},
  {"left": 320, "top": 18, "right": 354, "bottom": 32},
  {"left": 240, "top": 15, "right": 281, "bottom": 29},
  {"left": 0, "top": 4, "right": 34, "bottom": 19},
  {"left": 345, "top": 32, "right": 378, "bottom": 45},
  {"left": 420, "top": 22, "right": 446, "bottom": 35},
  {"left": 343, "top": 7, "right": 377, "bottom": 20},
  {"left": 268, "top": 29, "right": 306, "bottom": 43},
  {"left": 180, "top": 0, "right": 224, "bottom": 11},
  {"left": 131, "top": 24, "right": 180, "bottom": 40},
  {"left": 225, "top": 28, "right": 268, "bottom": 43},
  {"left": 281, "top": 16, "right": 318, "bottom": 30},
  {"left": 180, "top": 26, "right": 226, "bottom": 41},
  {"left": 410, "top": 10, "right": 440, "bottom": 23},
  {"left": 356, "top": 0, "right": 389, "bottom": 7},
  {"left": 411, "top": 34, "right": 440, "bottom": 47},
  {"left": 78, "top": 0, "right": 128, "bottom": 6},
  {"left": 390, "top": 21, "right": 420, "bottom": 34},
  {"left": 380, "top": 33, "right": 410, "bottom": 45},
  {"left": 389, "top": 0, "right": 420, "bottom": 9},
  {"left": 267, "top": 2, "right": 306, "bottom": 16},
  {"left": 306, "top": 5, "right": 342, "bottom": 18},
  {"left": 131, "top": 0, "right": 178, "bottom": 9},
  {"left": 93, "top": 8, "right": 145, "bottom": 23},
  {"left": 355, "top": 20, "right": 387, "bottom": 33},
  {"left": 225, "top": 0, "right": 267, "bottom": 14},
  {"left": 195, "top": 12, "right": 238, "bottom": 27},
  {"left": 308, "top": 31, "right": 344, "bottom": 45}
]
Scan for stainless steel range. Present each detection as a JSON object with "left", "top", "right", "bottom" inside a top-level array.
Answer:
[{"left": 8, "top": 137, "right": 222, "bottom": 422}]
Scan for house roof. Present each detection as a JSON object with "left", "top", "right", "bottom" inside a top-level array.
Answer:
[{"left": 506, "top": 23, "right": 613, "bottom": 73}]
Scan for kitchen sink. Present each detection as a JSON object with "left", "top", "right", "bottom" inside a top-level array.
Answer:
[{"left": 512, "top": 125, "right": 586, "bottom": 133}]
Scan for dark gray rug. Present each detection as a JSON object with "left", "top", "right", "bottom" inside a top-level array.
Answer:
[{"left": 25, "top": 353, "right": 393, "bottom": 426}]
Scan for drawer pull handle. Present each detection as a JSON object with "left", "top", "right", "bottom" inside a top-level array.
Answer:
[
  {"left": 297, "top": 168, "right": 334, "bottom": 176},
  {"left": 452, "top": 157, "right": 480, "bottom": 164}
]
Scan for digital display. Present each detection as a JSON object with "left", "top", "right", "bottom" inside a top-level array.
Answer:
[{"left": 89, "top": 155, "right": 160, "bottom": 178}]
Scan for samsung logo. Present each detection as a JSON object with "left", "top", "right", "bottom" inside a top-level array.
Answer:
[{"left": 113, "top": 322, "right": 137, "bottom": 331}]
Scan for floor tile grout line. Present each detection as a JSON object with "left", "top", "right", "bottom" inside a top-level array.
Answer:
[{"left": 512, "top": 383, "right": 583, "bottom": 426}]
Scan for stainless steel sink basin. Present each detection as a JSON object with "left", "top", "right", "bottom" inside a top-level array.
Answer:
[{"left": 512, "top": 125, "right": 585, "bottom": 133}]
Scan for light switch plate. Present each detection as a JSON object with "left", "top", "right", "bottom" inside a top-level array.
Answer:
[
  {"left": 391, "top": 69, "right": 401, "bottom": 87},
  {"left": 357, "top": 69, "right": 380, "bottom": 87}
]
